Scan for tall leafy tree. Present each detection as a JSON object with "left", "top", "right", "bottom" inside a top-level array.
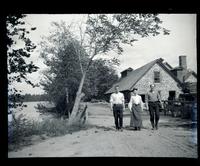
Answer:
[
  {"left": 39, "top": 21, "right": 88, "bottom": 117},
  {"left": 39, "top": 22, "right": 119, "bottom": 117},
  {"left": 7, "top": 14, "right": 39, "bottom": 110},
  {"left": 68, "top": 14, "right": 170, "bottom": 125}
]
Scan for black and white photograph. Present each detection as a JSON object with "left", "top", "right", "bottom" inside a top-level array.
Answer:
[{"left": 6, "top": 14, "right": 197, "bottom": 158}]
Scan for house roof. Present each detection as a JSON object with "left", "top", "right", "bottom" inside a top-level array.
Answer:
[
  {"left": 105, "top": 58, "right": 183, "bottom": 94},
  {"left": 184, "top": 71, "right": 197, "bottom": 80},
  {"left": 172, "top": 66, "right": 181, "bottom": 69},
  {"left": 121, "top": 67, "right": 133, "bottom": 73},
  {"left": 163, "top": 62, "right": 173, "bottom": 70}
]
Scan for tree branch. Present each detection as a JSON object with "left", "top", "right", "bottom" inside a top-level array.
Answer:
[
  {"left": 86, "top": 44, "right": 97, "bottom": 71},
  {"left": 74, "top": 43, "right": 84, "bottom": 75}
]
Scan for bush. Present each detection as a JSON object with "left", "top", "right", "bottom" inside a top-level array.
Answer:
[
  {"left": 9, "top": 114, "right": 39, "bottom": 143},
  {"left": 35, "top": 101, "right": 72, "bottom": 119},
  {"left": 40, "top": 118, "right": 69, "bottom": 136}
]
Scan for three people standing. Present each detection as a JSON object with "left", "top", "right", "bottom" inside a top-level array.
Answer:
[{"left": 110, "top": 84, "right": 162, "bottom": 131}]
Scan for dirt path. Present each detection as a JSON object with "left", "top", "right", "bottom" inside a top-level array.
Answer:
[{"left": 8, "top": 102, "right": 197, "bottom": 158}]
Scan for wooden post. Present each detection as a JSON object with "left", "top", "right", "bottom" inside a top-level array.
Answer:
[{"left": 65, "top": 87, "right": 69, "bottom": 118}]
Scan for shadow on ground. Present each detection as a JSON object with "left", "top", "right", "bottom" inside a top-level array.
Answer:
[
  {"left": 85, "top": 124, "right": 116, "bottom": 131},
  {"left": 158, "top": 118, "right": 196, "bottom": 130},
  {"left": 84, "top": 124, "right": 150, "bottom": 132}
]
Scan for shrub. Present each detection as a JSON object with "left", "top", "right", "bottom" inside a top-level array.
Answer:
[
  {"left": 40, "top": 118, "right": 69, "bottom": 136},
  {"left": 8, "top": 114, "right": 42, "bottom": 147}
]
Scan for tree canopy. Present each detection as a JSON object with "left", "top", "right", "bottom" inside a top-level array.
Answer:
[
  {"left": 7, "top": 14, "right": 39, "bottom": 110},
  {"left": 68, "top": 14, "right": 170, "bottom": 124},
  {"left": 40, "top": 22, "right": 119, "bottom": 117},
  {"left": 39, "top": 14, "right": 170, "bottom": 123}
]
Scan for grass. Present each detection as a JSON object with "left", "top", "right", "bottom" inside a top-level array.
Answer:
[{"left": 8, "top": 114, "right": 87, "bottom": 151}]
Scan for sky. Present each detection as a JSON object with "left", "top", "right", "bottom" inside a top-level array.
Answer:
[{"left": 11, "top": 14, "right": 197, "bottom": 95}]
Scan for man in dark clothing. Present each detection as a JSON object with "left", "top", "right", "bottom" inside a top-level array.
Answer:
[{"left": 145, "top": 84, "right": 163, "bottom": 130}]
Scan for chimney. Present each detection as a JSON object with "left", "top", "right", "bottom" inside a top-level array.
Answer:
[
  {"left": 175, "top": 55, "right": 187, "bottom": 82},
  {"left": 179, "top": 55, "right": 187, "bottom": 69}
]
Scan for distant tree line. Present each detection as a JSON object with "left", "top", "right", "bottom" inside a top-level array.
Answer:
[{"left": 18, "top": 94, "right": 49, "bottom": 102}]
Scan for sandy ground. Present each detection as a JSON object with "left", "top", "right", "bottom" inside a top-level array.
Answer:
[{"left": 8, "top": 102, "right": 198, "bottom": 158}]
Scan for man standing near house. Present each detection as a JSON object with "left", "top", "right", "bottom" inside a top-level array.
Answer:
[
  {"left": 110, "top": 85, "right": 125, "bottom": 131},
  {"left": 145, "top": 84, "right": 163, "bottom": 130}
]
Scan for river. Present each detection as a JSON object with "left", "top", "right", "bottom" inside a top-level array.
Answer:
[{"left": 8, "top": 101, "right": 55, "bottom": 123}]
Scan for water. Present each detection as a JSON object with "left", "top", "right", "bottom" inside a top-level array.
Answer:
[{"left": 10, "top": 101, "right": 54, "bottom": 122}]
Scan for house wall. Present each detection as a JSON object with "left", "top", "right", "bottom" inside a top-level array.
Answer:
[
  {"left": 185, "top": 74, "right": 197, "bottom": 83},
  {"left": 134, "top": 63, "right": 183, "bottom": 101}
]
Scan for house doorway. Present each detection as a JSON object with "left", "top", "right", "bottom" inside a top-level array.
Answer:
[
  {"left": 169, "top": 91, "right": 176, "bottom": 100},
  {"left": 140, "top": 94, "right": 145, "bottom": 103}
]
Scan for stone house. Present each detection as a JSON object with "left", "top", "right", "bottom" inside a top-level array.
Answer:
[
  {"left": 105, "top": 56, "right": 197, "bottom": 103},
  {"left": 169, "top": 56, "right": 197, "bottom": 95}
]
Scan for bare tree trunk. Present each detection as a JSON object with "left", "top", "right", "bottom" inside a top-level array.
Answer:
[
  {"left": 68, "top": 72, "right": 86, "bottom": 125},
  {"left": 68, "top": 45, "right": 97, "bottom": 126}
]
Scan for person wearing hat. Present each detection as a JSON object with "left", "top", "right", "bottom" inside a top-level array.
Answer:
[
  {"left": 128, "top": 88, "right": 143, "bottom": 130},
  {"left": 145, "top": 84, "right": 163, "bottom": 130},
  {"left": 110, "top": 85, "right": 125, "bottom": 131}
]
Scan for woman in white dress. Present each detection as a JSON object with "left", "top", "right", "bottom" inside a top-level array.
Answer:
[{"left": 128, "top": 88, "right": 143, "bottom": 130}]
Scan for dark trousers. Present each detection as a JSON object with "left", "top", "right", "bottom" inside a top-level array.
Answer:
[
  {"left": 149, "top": 102, "right": 160, "bottom": 128},
  {"left": 113, "top": 104, "right": 123, "bottom": 129}
]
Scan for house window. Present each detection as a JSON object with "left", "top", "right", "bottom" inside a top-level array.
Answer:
[{"left": 154, "top": 71, "right": 161, "bottom": 83}]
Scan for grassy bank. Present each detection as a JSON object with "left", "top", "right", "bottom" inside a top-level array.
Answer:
[{"left": 8, "top": 114, "right": 88, "bottom": 151}]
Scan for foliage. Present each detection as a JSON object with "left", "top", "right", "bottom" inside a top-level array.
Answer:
[
  {"left": 8, "top": 114, "right": 41, "bottom": 145},
  {"left": 22, "top": 93, "right": 48, "bottom": 102},
  {"left": 8, "top": 114, "right": 87, "bottom": 151},
  {"left": 40, "top": 22, "right": 85, "bottom": 103},
  {"left": 68, "top": 14, "right": 170, "bottom": 124},
  {"left": 7, "top": 14, "right": 39, "bottom": 110},
  {"left": 39, "top": 22, "right": 118, "bottom": 117},
  {"left": 83, "top": 14, "right": 170, "bottom": 56},
  {"left": 84, "top": 59, "right": 118, "bottom": 101},
  {"left": 39, "top": 14, "right": 169, "bottom": 124}
]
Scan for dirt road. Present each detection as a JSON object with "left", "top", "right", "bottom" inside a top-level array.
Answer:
[{"left": 8, "top": 102, "right": 197, "bottom": 158}]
